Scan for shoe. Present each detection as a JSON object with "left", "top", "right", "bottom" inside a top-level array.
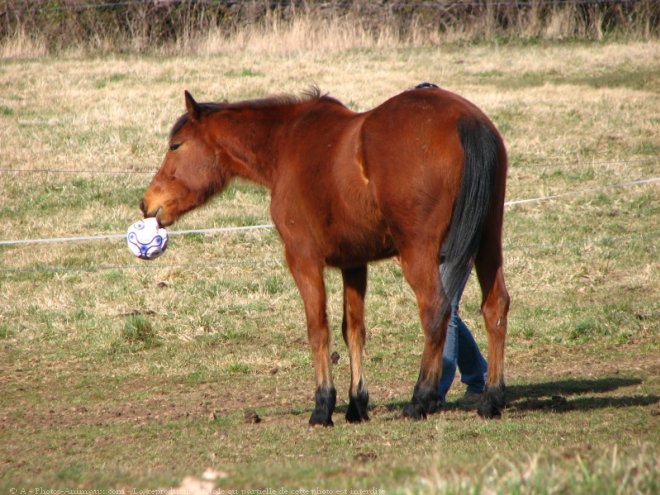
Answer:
[{"left": 456, "top": 390, "right": 483, "bottom": 410}]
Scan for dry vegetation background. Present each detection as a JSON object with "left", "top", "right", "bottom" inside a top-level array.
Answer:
[
  {"left": 1, "top": 0, "right": 658, "bottom": 57},
  {"left": 0, "top": 1, "right": 659, "bottom": 493}
]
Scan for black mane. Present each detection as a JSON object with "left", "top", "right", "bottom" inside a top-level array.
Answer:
[{"left": 169, "top": 87, "right": 339, "bottom": 139}]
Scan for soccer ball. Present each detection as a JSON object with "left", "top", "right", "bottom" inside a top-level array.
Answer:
[{"left": 127, "top": 218, "right": 168, "bottom": 260}]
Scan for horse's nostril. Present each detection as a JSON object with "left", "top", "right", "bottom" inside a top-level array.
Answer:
[{"left": 139, "top": 199, "right": 146, "bottom": 216}]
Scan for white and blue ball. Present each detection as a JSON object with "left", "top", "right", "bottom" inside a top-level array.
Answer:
[{"left": 127, "top": 218, "right": 168, "bottom": 260}]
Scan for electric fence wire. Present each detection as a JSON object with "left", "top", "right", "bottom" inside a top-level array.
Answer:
[
  {"left": 0, "top": 176, "right": 658, "bottom": 274},
  {"left": 1, "top": 156, "right": 657, "bottom": 175}
]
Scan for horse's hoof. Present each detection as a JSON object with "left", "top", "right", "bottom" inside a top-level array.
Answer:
[
  {"left": 309, "top": 386, "right": 336, "bottom": 427},
  {"left": 402, "top": 402, "right": 427, "bottom": 420},
  {"left": 346, "top": 389, "right": 370, "bottom": 423},
  {"left": 346, "top": 407, "right": 369, "bottom": 423},
  {"left": 309, "top": 414, "right": 334, "bottom": 427},
  {"left": 478, "top": 385, "right": 506, "bottom": 419}
]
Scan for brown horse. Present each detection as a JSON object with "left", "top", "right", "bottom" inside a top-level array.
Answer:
[{"left": 141, "top": 84, "right": 510, "bottom": 426}]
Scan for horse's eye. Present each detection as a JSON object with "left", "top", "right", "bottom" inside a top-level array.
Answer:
[{"left": 169, "top": 143, "right": 181, "bottom": 152}]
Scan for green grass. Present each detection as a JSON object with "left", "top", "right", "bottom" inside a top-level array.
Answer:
[
  {"left": 471, "top": 65, "right": 659, "bottom": 92},
  {"left": 0, "top": 40, "right": 659, "bottom": 493}
]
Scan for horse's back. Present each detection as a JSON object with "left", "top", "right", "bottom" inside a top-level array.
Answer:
[
  {"left": 359, "top": 87, "right": 491, "bottom": 241},
  {"left": 271, "top": 87, "right": 503, "bottom": 265},
  {"left": 361, "top": 86, "right": 495, "bottom": 175}
]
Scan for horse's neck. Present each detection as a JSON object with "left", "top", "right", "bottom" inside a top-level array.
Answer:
[{"left": 213, "top": 99, "right": 325, "bottom": 189}]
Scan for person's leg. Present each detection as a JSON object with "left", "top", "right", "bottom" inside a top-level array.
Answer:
[
  {"left": 456, "top": 318, "right": 488, "bottom": 394},
  {"left": 438, "top": 263, "right": 469, "bottom": 402},
  {"left": 440, "top": 260, "right": 488, "bottom": 407},
  {"left": 438, "top": 312, "right": 458, "bottom": 401}
]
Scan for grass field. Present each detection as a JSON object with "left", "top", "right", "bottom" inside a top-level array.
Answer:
[{"left": 1, "top": 38, "right": 659, "bottom": 493}]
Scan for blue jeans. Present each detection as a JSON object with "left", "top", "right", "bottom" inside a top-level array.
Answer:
[{"left": 438, "top": 274, "right": 488, "bottom": 401}]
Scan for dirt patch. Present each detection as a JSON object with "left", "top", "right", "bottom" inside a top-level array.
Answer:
[
  {"left": 0, "top": 375, "right": 302, "bottom": 432},
  {"left": 2, "top": 342, "right": 657, "bottom": 434}
]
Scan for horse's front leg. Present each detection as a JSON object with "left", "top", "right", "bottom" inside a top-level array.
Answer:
[
  {"left": 342, "top": 265, "right": 369, "bottom": 423},
  {"left": 285, "top": 250, "right": 336, "bottom": 427}
]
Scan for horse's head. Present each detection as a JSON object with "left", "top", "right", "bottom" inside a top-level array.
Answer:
[{"left": 140, "top": 91, "right": 230, "bottom": 226}]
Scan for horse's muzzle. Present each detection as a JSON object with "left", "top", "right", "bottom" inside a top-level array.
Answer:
[{"left": 139, "top": 198, "right": 163, "bottom": 226}]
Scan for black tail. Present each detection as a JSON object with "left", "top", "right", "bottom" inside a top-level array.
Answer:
[{"left": 440, "top": 117, "right": 500, "bottom": 313}]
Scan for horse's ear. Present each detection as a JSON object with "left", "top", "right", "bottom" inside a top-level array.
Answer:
[{"left": 184, "top": 90, "right": 201, "bottom": 122}]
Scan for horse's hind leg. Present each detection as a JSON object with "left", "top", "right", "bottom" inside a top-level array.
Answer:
[
  {"left": 398, "top": 243, "right": 447, "bottom": 419},
  {"left": 474, "top": 230, "right": 510, "bottom": 418},
  {"left": 341, "top": 265, "right": 370, "bottom": 423}
]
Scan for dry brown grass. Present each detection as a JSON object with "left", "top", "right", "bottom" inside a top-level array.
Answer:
[
  {"left": 0, "top": 37, "right": 658, "bottom": 492},
  {"left": 1, "top": 1, "right": 658, "bottom": 58}
]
